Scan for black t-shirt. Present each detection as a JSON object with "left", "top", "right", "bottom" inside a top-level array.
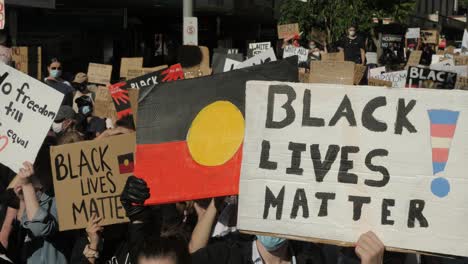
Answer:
[{"left": 340, "top": 36, "right": 365, "bottom": 64}]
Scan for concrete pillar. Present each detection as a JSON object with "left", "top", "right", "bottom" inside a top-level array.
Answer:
[{"left": 183, "top": 0, "right": 193, "bottom": 17}]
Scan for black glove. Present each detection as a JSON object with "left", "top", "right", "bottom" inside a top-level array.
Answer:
[
  {"left": 120, "top": 176, "right": 150, "bottom": 222},
  {"left": 0, "top": 189, "right": 20, "bottom": 209}
]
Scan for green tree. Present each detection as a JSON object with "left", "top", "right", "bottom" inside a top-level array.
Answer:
[{"left": 279, "top": 0, "right": 416, "bottom": 44}]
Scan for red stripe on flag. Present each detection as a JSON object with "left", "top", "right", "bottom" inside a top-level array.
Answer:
[
  {"left": 135, "top": 141, "right": 242, "bottom": 205},
  {"left": 432, "top": 148, "right": 449, "bottom": 163},
  {"left": 431, "top": 124, "right": 456, "bottom": 138},
  {"left": 119, "top": 163, "right": 134, "bottom": 174}
]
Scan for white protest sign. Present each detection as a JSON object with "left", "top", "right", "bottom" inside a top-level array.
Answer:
[
  {"left": 366, "top": 52, "right": 378, "bottom": 65},
  {"left": 372, "top": 70, "right": 407, "bottom": 88},
  {"left": 406, "top": 28, "right": 420, "bottom": 39},
  {"left": 283, "top": 45, "right": 308, "bottom": 63},
  {"left": 430, "top": 63, "right": 468, "bottom": 77},
  {"left": 431, "top": 55, "right": 443, "bottom": 65},
  {"left": 249, "top": 42, "right": 271, "bottom": 57},
  {"left": 235, "top": 48, "right": 277, "bottom": 69},
  {"left": 223, "top": 58, "right": 242, "bottom": 72},
  {"left": 369, "top": 66, "right": 386, "bottom": 79},
  {"left": 462, "top": 29, "right": 468, "bottom": 50},
  {"left": 183, "top": 17, "right": 198, "bottom": 46},
  {"left": 239, "top": 81, "right": 468, "bottom": 257},
  {"left": 0, "top": 64, "right": 63, "bottom": 172}
]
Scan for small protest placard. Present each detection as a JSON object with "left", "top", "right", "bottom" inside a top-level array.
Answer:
[
  {"left": 455, "top": 76, "right": 468, "bottom": 89},
  {"left": 126, "top": 65, "right": 168, "bottom": 80},
  {"left": 51, "top": 133, "right": 136, "bottom": 231},
  {"left": 454, "top": 56, "right": 468, "bottom": 66},
  {"left": 381, "top": 34, "right": 403, "bottom": 49},
  {"left": 224, "top": 58, "right": 242, "bottom": 72},
  {"left": 406, "top": 51, "right": 422, "bottom": 67},
  {"left": 321, "top": 51, "right": 345, "bottom": 62},
  {"left": 88, "top": 63, "right": 112, "bottom": 85},
  {"left": 235, "top": 48, "right": 277, "bottom": 69},
  {"left": 366, "top": 52, "right": 378, "bottom": 65},
  {"left": 277, "top": 23, "right": 299, "bottom": 39},
  {"left": 283, "top": 45, "right": 308, "bottom": 63},
  {"left": 371, "top": 70, "right": 407, "bottom": 88},
  {"left": 368, "top": 78, "right": 392, "bottom": 87},
  {"left": 0, "top": 64, "right": 63, "bottom": 172},
  {"left": 369, "top": 66, "right": 386, "bottom": 79},
  {"left": 406, "top": 66, "right": 457, "bottom": 89},
  {"left": 120, "top": 57, "right": 143, "bottom": 79},
  {"left": 421, "top": 29, "right": 439, "bottom": 44},
  {"left": 239, "top": 80, "right": 468, "bottom": 257},
  {"left": 309, "top": 61, "right": 355, "bottom": 85},
  {"left": 124, "top": 64, "right": 183, "bottom": 90},
  {"left": 248, "top": 42, "right": 271, "bottom": 57},
  {"left": 406, "top": 28, "right": 420, "bottom": 39},
  {"left": 353, "top": 64, "right": 367, "bottom": 85},
  {"left": 92, "top": 86, "right": 139, "bottom": 123}
]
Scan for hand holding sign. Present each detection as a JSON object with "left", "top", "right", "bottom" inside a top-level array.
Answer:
[
  {"left": 162, "top": 64, "right": 184, "bottom": 82},
  {"left": 355, "top": 232, "right": 385, "bottom": 264},
  {"left": 120, "top": 176, "right": 150, "bottom": 222}
]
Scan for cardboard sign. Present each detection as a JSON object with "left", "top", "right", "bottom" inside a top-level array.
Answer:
[
  {"left": 406, "top": 28, "right": 420, "bottom": 39},
  {"left": 88, "top": 63, "right": 112, "bottom": 85},
  {"left": 406, "top": 50, "right": 422, "bottom": 67},
  {"left": 455, "top": 76, "right": 468, "bottom": 90},
  {"left": 248, "top": 42, "right": 271, "bottom": 57},
  {"left": 92, "top": 86, "right": 139, "bottom": 122},
  {"left": 381, "top": 34, "right": 403, "bottom": 49},
  {"left": 0, "top": 0, "right": 5, "bottom": 30},
  {"left": 369, "top": 66, "right": 386, "bottom": 79},
  {"left": 277, "top": 23, "right": 299, "bottom": 39},
  {"left": 353, "top": 64, "right": 367, "bottom": 85},
  {"left": 239, "top": 81, "right": 468, "bottom": 257},
  {"left": 454, "top": 56, "right": 468, "bottom": 66},
  {"left": 283, "top": 45, "right": 308, "bottom": 63},
  {"left": 120, "top": 57, "right": 143, "bottom": 79},
  {"left": 235, "top": 48, "right": 277, "bottom": 69},
  {"left": 368, "top": 78, "right": 392, "bottom": 87},
  {"left": 135, "top": 57, "right": 299, "bottom": 205},
  {"left": 126, "top": 65, "right": 168, "bottom": 80},
  {"left": 321, "top": 51, "right": 345, "bottom": 62},
  {"left": 183, "top": 17, "right": 198, "bottom": 46},
  {"left": 11, "top": 46, "right": 42, "bottom": 80},
  {"left": 406, "top": 66, "right": 457, "bottom": 89},
  {"left": 51, "top": 133, "right": 136, "bottom": 231},
  {"left": 371, "top": 70, "right": 407, "bottom": 88},
  {"left": 183, "top": 46, "right": 211, "bottom": 79},
  {"left": 124, "top": 64, "right": 183, "bottom": 90},
  {"left": 309, "top": 61, "right": 355, "bottom": 85},
  {"left": 0, "top": 64, "right": 63, "bottom": 172},
  {"left": 421, "top": 29, "right": 439, "bottom": 44}
]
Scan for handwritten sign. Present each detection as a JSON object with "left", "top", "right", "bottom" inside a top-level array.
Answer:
[
  {"left": 277, "top": 23, "right": 299, "bottom": 39},
  {"left": 371, "top": 70, "right": 407, "bottom": 88},
  {"left": 454, "top": 56, "right": 468, "bottom": 66},
  {"left": 421, "top": 29, "right": 439, "bottom": 45},
  {"left": 283, "top": 45, "right": 308, "bottom": 63},
  {"left": 120, "top": 57, "right": 143, "bottom": 79},
  {"left": 51, "top": 133, "right": 135, "bottom": 231},
  {"left": 88, "top": 63, "right": 112, "bottom": 85},
  {"left": 0, "top": 64, "right": 63, "bottom": 172},
  {"left": 406, "top": 66, "right": 457, "bottom": 89},
  {"left": 368, "top": 78, "right": 392, "bottom": 87},
  {"left": 406, "top": 51, "right": 422, "bottom": 68},
  {"left": 321, "top": 51, "right": 345, "bottom": 62},
  {"left": 248, "top": 42, "right": 271, "bottom": 57},
  {"left": 406, "top": 28, "right": 420, "bottom": 39},
  {"left": 239, "top": 81, "right": 468, "bottom": 257},
  {"left": 310, "top": 61, "right": 355, "bottom": 85},
  {"left": 235, "top": 48, "right": 277, "bottom": 69}
]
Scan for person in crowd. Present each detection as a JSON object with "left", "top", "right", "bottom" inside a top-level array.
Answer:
[
  {"left": 420, "top": 43, "right": 435, "bottom": 66},
  {"left": 308, "top": 39, "right": 328, "bottom": 62},
  {"left": 404, "top": 35, "right": 421, "bottom": 62},
  {"left": 0, "top": 32, "right": 12, "bottom": 65},
  {"left": 136, "top": 236, "right": 191, "bottom": 264},
  {"left": 338, "top": 25, "right": 366, "bottom": 64},
  {"left": 52, "top": 105, "right": 76, "bottom": 137},
  {"left": 45, "top": 58, "right": 74, "bottom": 106},
  {"left": 72, "top": 73, "right": 95, "bottom": 113}
]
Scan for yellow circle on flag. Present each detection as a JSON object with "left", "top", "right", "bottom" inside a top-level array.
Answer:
[
  {"left": 187, "top": 101, "right": 244, "bottom": 166},
  {"left": 124, "top": 159, "right": 129, "bottom": 166}
]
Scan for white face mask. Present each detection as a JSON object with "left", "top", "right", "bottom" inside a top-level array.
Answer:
[
  {"left": 309, "top": 44, "right": 316, "bottom": 49},
  {"left": 52, "top": 122, "right": 63, "bottom": 133}
]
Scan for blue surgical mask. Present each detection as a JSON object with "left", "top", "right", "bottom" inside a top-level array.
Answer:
[
  {"left": 50, "top": 69, "right": 62, "bottom": 78},
  {"left": 81, "top": 105, "right": 92, "bottom": 116},
  {"left": 257, "top": 235, "right": 287, "bottom": 251}
]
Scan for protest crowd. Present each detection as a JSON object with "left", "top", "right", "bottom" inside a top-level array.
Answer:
[{"left": 1, "top": 3, "right": 468, "bottom": 264}]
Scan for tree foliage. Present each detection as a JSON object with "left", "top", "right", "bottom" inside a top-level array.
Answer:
[{"left": 279, "top": 0, "right": 416, "bottom": 44}]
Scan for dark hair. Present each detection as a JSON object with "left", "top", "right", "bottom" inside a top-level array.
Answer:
[
  {"left": 136, "top": 236, "right": 191, "bottom": 264},
  {"left": 177, "top": 45, "right": 203, "bottom": 68},
  {"left": 48, "top": 57, "right": 61, "bottom": 67}
]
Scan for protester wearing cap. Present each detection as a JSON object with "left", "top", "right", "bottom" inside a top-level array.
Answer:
[
  {"left": 52, "top": 105, "right": 76, "bottom": 136},
  {"left": 338, "top": 25, "right": 366, "bottom": 65},
  {"left": 45, "top": 58, "right": 74, "bottom": 106},
  {"left": 72, "top": 73, "right": 95, "bottom": 113}
]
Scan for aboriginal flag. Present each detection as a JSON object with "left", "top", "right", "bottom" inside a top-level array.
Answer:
[
  {"left": 135, "top": 56, "right": 299, "bottom": 204},
  {"left": 118, "top": 153, "right": 134, "bottom": 174}
]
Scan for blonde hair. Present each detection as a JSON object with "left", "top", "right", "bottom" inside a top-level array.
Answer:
[{"left": 57, "top": 130, "right": 84, "bottom": 145}]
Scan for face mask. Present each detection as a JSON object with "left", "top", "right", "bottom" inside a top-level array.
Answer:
[
  {"left": 257, "top": 235, "right": 287, "bottom": 251},
  {"left": 52, "top": 122, "right": 63, "bottom": 133},
  {"left": 309, "top": 44, "right": 316, "bottom": 49},
  {"left": 50, "top": 69, "right": 62, "bottom": 78},
  {"left": 80, "top": 105, "right": 92, "bottom": 116},
  {"left": 349, "top": 31, "right": 356, "bottom": 37}
]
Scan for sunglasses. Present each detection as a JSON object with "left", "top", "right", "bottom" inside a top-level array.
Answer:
[{"left": 51, "top": 67, "right": 62, "bottom": 70}]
